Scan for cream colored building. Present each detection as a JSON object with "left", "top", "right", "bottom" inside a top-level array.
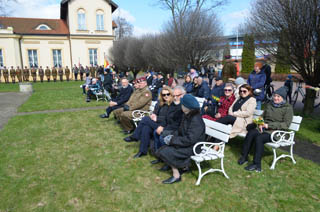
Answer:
[{"left": 0, "top": 0, "right": 117, "bottom": 70}]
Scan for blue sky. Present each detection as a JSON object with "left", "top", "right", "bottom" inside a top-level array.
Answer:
[{"left": 10, "top": 0, "right": 251, "bottom": 36}]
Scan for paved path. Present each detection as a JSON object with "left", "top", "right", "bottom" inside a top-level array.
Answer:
[
  {"left": 17, "top": 106, "right": 106, "bottom": 116},
  {"left": 0, "top": 92, "right": 31, "bottom": 130},
  {"left": 0, "top": 91, "right": 319, "bottom": 165}
]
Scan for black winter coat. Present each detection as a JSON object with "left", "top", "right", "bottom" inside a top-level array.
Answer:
[
  {"left": 157, "top": 110, "right": 205, "bottom": 168},
  {"left": 113, "top": 85, "right": 133, "bottom": 106},
  {"left": 153, "top": 102, "right": 183, "bottom": 131}
]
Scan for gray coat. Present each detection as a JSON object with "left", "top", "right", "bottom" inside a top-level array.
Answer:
[{"left": 156, "top": 111, "right": 205, "bottom": 169}]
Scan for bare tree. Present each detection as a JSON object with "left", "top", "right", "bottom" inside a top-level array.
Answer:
[
  {"left": 160, "top": 8, "right": 223, "bottom": 70},
  {"left": 0, "top": 0, "right": 17, "bottom": 16},
  {"left": 109, "top": 38, "right": 130, "bottom": 73},
  {"left": 248, "top": 0, "right": 320, "bottom": 115},
  {"left": 124, "top": 37, "right": 146, "bottom": 78},
  {"left": 114, "top": 16, "right": 133, "bottom": 40}
]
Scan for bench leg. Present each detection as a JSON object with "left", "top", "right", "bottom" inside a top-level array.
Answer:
[
  {"left": 270, "top": 145, "right": 296, "bottom": 170},
  {"left": 290, "top": 144, "right": 296, "bottom": 164},
  {"left": 220, "top": 157, "right": 229, "bottom": 179},
  {"left": 195, "top": 161, "right": 203, "bottom": 186}
]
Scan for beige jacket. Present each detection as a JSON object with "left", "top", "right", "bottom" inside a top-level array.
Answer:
[{"left": 228, "top": 97, "right": 256, "bottom": 138}]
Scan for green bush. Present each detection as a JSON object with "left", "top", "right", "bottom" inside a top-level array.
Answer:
[{"left": 241, "top": 34, "right": 255, "bottom": 73}]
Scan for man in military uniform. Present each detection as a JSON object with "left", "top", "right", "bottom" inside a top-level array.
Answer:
[
  {"left": 3, "top": 66, "right": 9, "bottom": 83},
  {"left": 10, "top": 66, "right": 16, "bottom": 83},
  {"left": 222, "top": 57, "right": 237, "bottom": 83},
  {"left": 16, "top": 66, "right": 22, "bottom": 82},
  {"left": 65, "top": 66, "right": 71, "bottom": 81},
  {"left": 113, "top": 77, "right": 152, "bottom": 134},
  {"left": 45, "top": 66, "right": 51, "bottom": 82},
  {"left": 38, "top": 66, "right": 44, "bottom": 82},
  {"left": 80, "top": 65, "right": 84, "bottom": 81},
  {"left": 52, "top": 66, "right": 58, "bottom": 82},
  {"left": 23, "top": 66, "right": 30, "bottom": 82},
  {"left": 73, "top": 64, "right": 79, "bottom": 81},
  {"left": 31, "top": 67, "right": 37, "bottom": 82},
  {"left": 90, "top": 65, "right": 95, "bottom": 77},
  {"left": 58, "top": 66, "right": 64, "bottom": 82}
]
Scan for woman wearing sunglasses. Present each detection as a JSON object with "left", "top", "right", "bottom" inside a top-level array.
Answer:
[
  {"left": 124, "top": 86, "right": 180, "bottom": 158},
  {"left": 202, "top": 83, "right": 236, "bottom": 121},
  {"left": 216, "top": 84, "right": 256, "bottom": 138}
]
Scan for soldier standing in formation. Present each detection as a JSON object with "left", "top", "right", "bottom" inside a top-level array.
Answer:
[
  {"left": 10, "top": 66, "right": 16, "bottom": 83},
  {"left": 80, "top": 66, "right": 84, "bottom": 81},
  {"left": 90, "top": 65, "right": 95, "bottom": 77},
  {"left": 16, "top": 66, "right": 22, "bottom": 82},
  {"left": 38, "top": 66, "right": 44, "bottom": 82},
  {"left": 65, "top": 66, "right": 70, "bottom": 81},
  {"left": 23, "top": 66, "right": 30, "bottom": 82},
  {"left": 45, "top": 66, "right": 51, "bottom": 82},
  {"left": 3, "top": 66, "right": 9, "bottom": 83},
  {"left": 58, "top": 66, "right": 64, "bottom": 82},
  {"left": 31, "top": 67, "right": 37, "bottom": 82},
  {"left": 52, "top": 66, "right": 58, "bottom": 82},
  {"left": 73, "top": 64, "right": 78, "bottom": 81}
]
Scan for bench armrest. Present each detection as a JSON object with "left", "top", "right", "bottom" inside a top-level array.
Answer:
[
  {"left": 193, "top": 141, "right": 225, "bottom": 157},
  {"left": 132, "top": 110, "right": 152, "bottom": 120},
  {"left": 270, "top": 130, "right": 295, "bottom": 144}
]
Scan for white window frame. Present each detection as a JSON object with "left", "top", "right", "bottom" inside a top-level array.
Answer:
[
  {"left": 28, "top": 50, "right": 38, "bottom": 68},
  {"left": 96, "top": 13, "right": 104, "bottom": 30},
  {"left": 36, "top": 24, "right": 51, "bottom": 30},
  {"left": 78, "top": 9, "right": 86, "bottom": 30},
  {"left": 89, "top": 49, "right": 98, "bottom": 66},
  {"left": 53, "top": 49, "right": 62, "bottom": 68}
]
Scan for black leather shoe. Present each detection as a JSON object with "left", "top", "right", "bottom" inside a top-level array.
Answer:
[
  {"left": 100, "top": 114, "right": 109, "bottom": 118},
  {"left": 244, "top": 163, "right": 261, "bottom": 172},
  {"left": 133, "top": 152, "right": 147, "bottom": 158},
  {"left": 86, "top": 99, "right": 90, "bottom": 102},
  {"left": 238, "top": 157, "right": 248, "bottom": 165},
  {"left": 162, "top": 176, "right": 181, "bottom": 184},
  {"left": 123, "top": 136, "right": 138, "bottom": 142},
  {"left": 150, "top": 159, "right": 161, "bottom": 165},
  {"left": 159, "top": 164, "right": 170, "bottom": 172}
]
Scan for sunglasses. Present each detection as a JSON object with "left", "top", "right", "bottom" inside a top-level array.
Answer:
[
  {"left": 162, "top": 93, "right": 171, "bottom": 97},
  {"left": 224, "top": 89, "right": 233, "bottom": 92},
  {"left": 173, "top": 93, "right": 182, "bottom": 97},
  {"left": 240, "top": 90, "right": 248, "bottom": 94}
]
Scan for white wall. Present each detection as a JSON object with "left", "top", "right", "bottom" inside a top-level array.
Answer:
[{"left": 68, "top": 0, "right": 113, "bottom": 36}]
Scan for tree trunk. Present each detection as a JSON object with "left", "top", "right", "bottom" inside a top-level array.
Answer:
[{"left": 302, "top": 88, "right": 316, "bottom": 115}]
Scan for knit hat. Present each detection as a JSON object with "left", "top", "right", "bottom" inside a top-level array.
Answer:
[
  {"left": 235, "top": 77, "right": 246, "bottom": 85},
  {"left": 215, "top": 76, "right": 223, "bottom": 81},
  {"left": 181, "top": 94, "right": 200, "bottom": 110},
  {"left": 274, "top": 86, "right": 287, "bottom": 99},
  {"left": 287, "top": 74, "right": 292, "bottom": 79}
]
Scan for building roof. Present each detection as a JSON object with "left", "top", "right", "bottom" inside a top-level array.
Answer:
[
  {"left": 60, "top": 0, "right": 118, "bottom": 14},
  {"left": 0, "top": 17, "right": 69, "bottom": 35}
]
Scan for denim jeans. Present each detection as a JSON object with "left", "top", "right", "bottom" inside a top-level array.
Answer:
[{"left": 256, "top": 100, "right": 262, "bottom": 110}]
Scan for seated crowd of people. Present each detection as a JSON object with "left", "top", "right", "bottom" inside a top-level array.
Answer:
[{"left": 83, "top": 65, "right": 293, "bottom": 184}]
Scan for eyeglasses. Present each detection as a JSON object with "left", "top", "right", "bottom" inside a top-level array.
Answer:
[
  {"left": 173, "top": 94, "right": 182, "bottom": 97},
  {"left": 240, "top": 90, "right": 248, "bottom": 94},
  {"left": 224, "top": 89, "right": 233, "bottom": 92},
  {"left": 162, "top": 93, "right": 171, "bottom": 97}
]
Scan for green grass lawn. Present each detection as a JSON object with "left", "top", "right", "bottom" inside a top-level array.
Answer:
[
  {"left": 0, "top": 83, "right": 19, "bottom": 92},
  {"left": 0, "top": 110, "right": 319, "bottom": 211},
  {"left": 296, "top": 116, "right": 320, "bottom": 145},
  {"left": 16, "top": 81, "right": 107, "bottom": 112}
]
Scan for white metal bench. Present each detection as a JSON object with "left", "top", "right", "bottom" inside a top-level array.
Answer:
[
  {"left": 237, "top": 110, "right": 303, "bottom": 170},
  {"left": 266, "top": 115, "right": 302, "bottom": 169},
  {"left": 195, "top": 97, "right": 206, "bottom": 108},
  {"left": 132, "top": 101, "right": 158, "bottom": 127},
  {"left": 191, "top": 118, "right": 233, "bottom": 185}
]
